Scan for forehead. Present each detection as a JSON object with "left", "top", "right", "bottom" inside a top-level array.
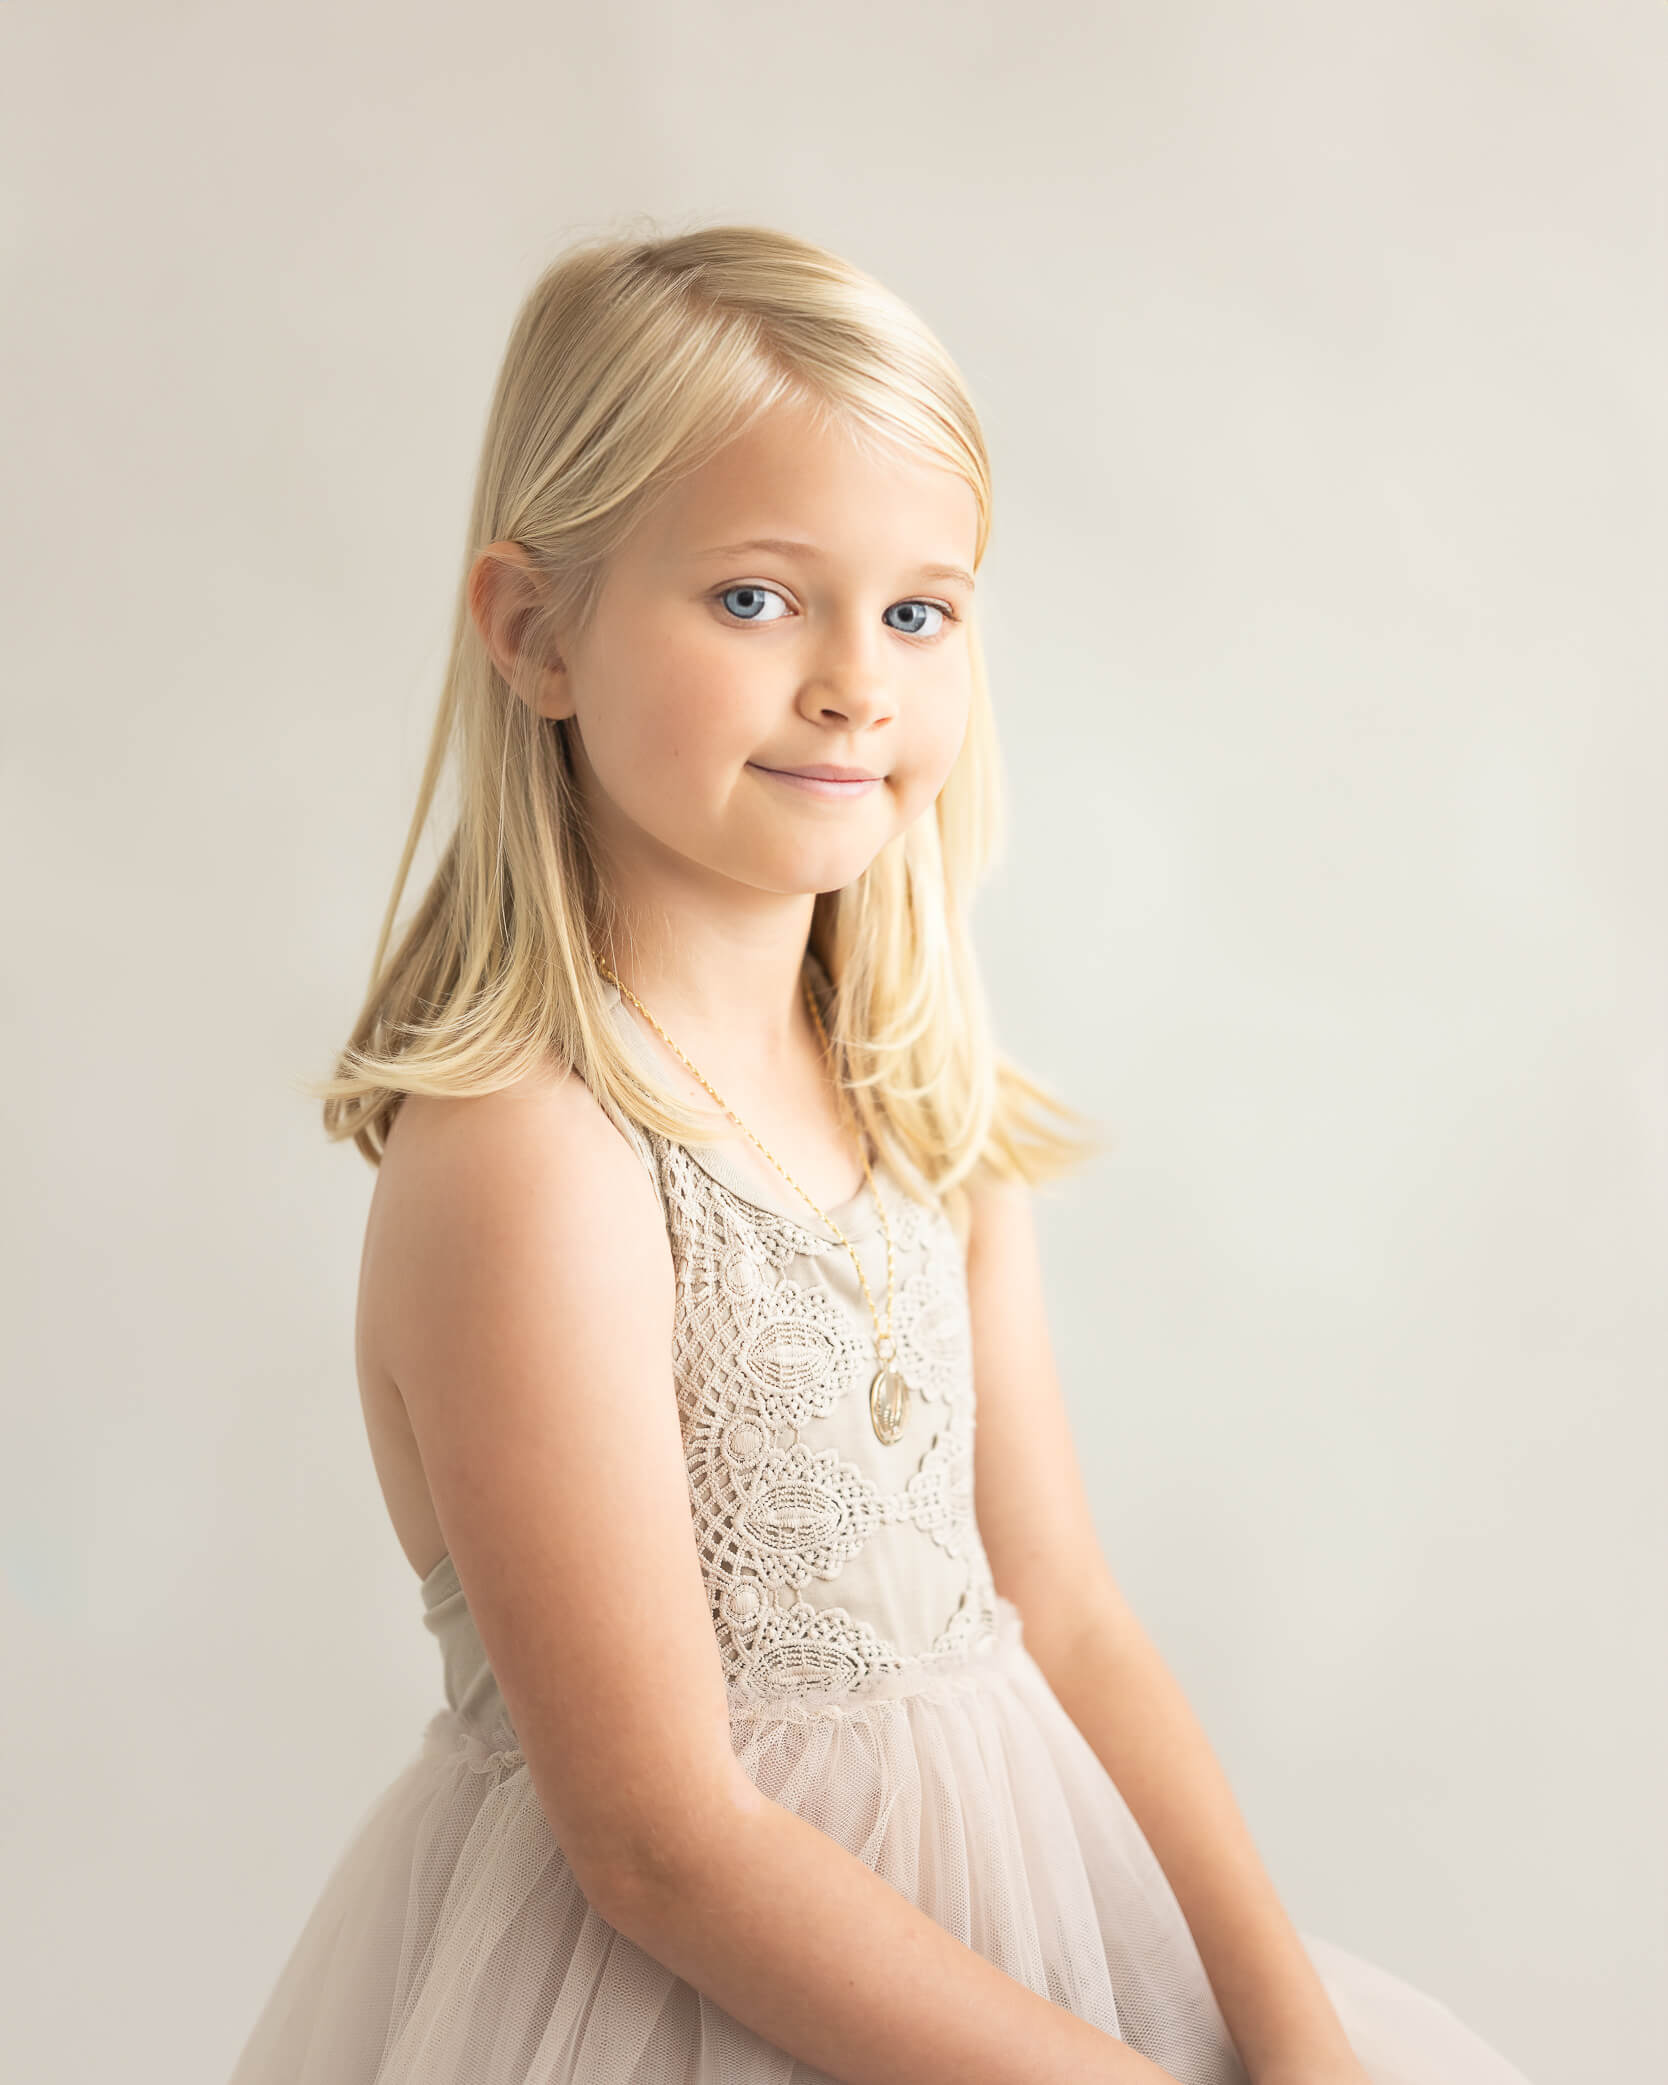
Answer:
[{"left": 630, "top": 401, "right": 979, "bottom": 575}]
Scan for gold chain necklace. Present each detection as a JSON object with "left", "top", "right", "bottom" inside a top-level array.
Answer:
[{"left": 594, "top": 952, "right": 913, "bottom": 1446}]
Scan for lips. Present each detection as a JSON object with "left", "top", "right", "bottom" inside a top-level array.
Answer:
[
  {"left": 765, "top": 765, "right": 882, "bottom": 781},
  {"left": 749, "top": 763, "right": 884, "bottom": 799}
]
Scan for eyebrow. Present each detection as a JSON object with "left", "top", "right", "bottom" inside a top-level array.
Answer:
[{"left": 690, "top": 536, "right": 975, "bottom": 592}]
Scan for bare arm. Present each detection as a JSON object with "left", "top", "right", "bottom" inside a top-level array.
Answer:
[
  {"left": 1032, "top": 1608, "right": 1364, "bottom": 2085},
  {"left": 965, "top": 1175, "right": 1365, "bottom": 2083},
  {"left": 598, "top": 1794, "right": 1175, "bottom": 2085},
  {"left": 370, "top": 1075, "right": 1173, "bottom": 2085}
]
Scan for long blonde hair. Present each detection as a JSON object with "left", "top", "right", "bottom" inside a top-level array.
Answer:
[{"left": 307, "top": 219, "right": 1108, "bottom": 1244}]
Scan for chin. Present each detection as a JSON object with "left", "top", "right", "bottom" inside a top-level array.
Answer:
[{"left": 751, "top": 845, "right": 887, "bottom": 897}]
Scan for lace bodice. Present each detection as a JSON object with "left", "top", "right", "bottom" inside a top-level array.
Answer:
[{"left": 628, "top": 1118, "right": 1001, "bottom": 1711}]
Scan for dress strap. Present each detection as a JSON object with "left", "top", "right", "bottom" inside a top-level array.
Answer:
[{"left": 609, "top": 1106, "right": 667, "bottom": 1221}]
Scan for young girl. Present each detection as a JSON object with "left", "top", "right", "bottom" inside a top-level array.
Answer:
[{"left": 230, "top": 223, "right": 1533, "bottom": 2085}]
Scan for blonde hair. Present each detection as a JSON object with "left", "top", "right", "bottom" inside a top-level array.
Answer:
[{"left": 307, "top": 218, "right": 1108, "bottom": 1244}]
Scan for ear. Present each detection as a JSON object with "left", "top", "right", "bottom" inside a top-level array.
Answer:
[{"left": 467, "top": 539, "right": 573, "bottom": 720}]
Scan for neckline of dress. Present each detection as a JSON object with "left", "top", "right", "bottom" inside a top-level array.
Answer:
[{"left": 600, "top": 948, "right": 885, "bottom": 1246}]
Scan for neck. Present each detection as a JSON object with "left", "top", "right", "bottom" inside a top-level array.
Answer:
[{"left": 595, "top": 925, "right": 821, "bottom": 1071}]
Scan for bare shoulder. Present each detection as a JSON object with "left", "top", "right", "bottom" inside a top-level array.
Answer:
[
  {"left": 379, "top": 1053, "right": 658, "bottom": 1221},
  {"left": 361, "top": 1061, "right": 669, "bottom": 1389},
  {"left": 963, "top": 1167, "right": 1032, "bottom": 1241},
  {"left": 354, "top": 1060, "right": 673, "bottom": 1578}
]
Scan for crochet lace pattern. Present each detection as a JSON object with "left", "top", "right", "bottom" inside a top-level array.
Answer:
[{"left": 643, "top": 1131, "right": 1002, "bottom": 1709}]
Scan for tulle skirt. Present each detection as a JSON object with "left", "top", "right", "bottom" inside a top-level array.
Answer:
[{"left": 229, "top": 1597, "right": 1530, "bottom": 2084}]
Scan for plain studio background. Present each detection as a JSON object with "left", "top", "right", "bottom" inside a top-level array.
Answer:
[{"left": 2, "top": 4, "right": 1662, "bottom": 2080}]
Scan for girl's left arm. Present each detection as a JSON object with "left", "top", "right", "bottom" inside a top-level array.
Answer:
[{"left": 963, "top": 1177, "right": 1370, "bottom": 2085}]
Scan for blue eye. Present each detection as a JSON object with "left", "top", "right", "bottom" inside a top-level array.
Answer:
[
  {"left": 883, "top": 600, "right": 948, "bottom": 638},
  {"left": 713, "top": 585, "right": 955, "bottom": 638},
  {"left": 716, "top": 584, "right": 791, "bottom": 623}
]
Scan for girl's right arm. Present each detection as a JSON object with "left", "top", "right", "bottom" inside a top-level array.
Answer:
[{"left": 367, "top": 1070, "right": 1174, "bottom": 2085}]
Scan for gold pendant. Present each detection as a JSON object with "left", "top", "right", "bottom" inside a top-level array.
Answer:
[{"left": 869, "top": 1342, "right": 910, "bottom": 1445}]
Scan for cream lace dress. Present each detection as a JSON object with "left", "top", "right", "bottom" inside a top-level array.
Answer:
[{"left": 229, "top": 960, "right": 1533, "bottom": 2085}]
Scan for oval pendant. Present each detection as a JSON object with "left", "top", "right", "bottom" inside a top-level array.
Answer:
[{"left": 869, "top": 1359, "right": 910, "bottom": 1445}]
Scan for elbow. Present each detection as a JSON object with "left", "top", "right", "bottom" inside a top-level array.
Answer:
[{"left": 538, "top": 1760, "right": 765, "bottom": 1933}]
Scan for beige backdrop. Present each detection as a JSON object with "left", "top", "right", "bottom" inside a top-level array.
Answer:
[{"left": 3, "top": 4, "right": 1662, "bottom": 2080}]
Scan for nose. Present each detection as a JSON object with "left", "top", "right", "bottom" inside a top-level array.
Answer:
[{"left": 799, "top": 618, "right": 895, "bottom": 730}]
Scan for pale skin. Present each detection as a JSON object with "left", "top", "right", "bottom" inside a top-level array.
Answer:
[{"left": 354, "top": 396, "right": 1370, "bottom": 2084}]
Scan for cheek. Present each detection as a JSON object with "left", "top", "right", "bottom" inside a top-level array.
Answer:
[
  {"left": 653, "top": 637, "right": 761, "bottom": 760},
  {"left": 908, "top": 675, "right": 974, "bottom": 793},
  {"left": 586, "top": 619, "right": 758, "bottom": 795}
]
